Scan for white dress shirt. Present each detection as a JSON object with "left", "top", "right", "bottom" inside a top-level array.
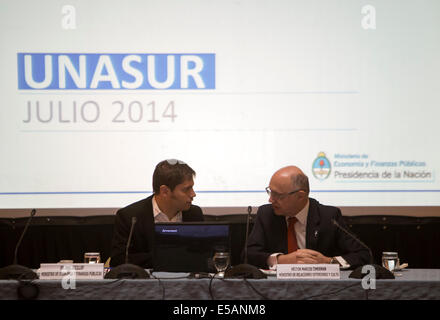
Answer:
[{"left": 267, "top": 200, "right": 349, "bottom": 269}]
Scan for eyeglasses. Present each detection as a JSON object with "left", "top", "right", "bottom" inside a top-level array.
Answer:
[
  {"left": 265, "top": 187, "right": 303, "bottom": 200},
  {"left": 166, "top": 159, "right": 187, "bottom": 165}
]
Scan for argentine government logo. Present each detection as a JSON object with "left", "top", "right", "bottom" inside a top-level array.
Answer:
[{"left": 312, "top": 152, "right": 331, "bottom": 180}]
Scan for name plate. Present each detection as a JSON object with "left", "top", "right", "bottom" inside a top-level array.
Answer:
[
  {"left": 276, "top": 264, "right": 340, "bottom": 279},
  {"left": 37, "top": 263, "right": 104, "bottom": 280}
]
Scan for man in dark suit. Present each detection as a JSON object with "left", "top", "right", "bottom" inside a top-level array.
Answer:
[
  {"left": 247, "top": 166, "right": 369, "bottom": 269},
  {"left": 110, "top": 159, "right": 204, "bottom": 268}
]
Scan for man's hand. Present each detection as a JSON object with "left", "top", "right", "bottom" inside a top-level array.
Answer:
[{"left": 277, "top": 249, "right": 332, "bottom": 264}]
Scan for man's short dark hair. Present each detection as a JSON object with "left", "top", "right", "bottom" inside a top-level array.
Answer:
[{"left": 152, "top": 159, "right": 195, "bottom": 194}]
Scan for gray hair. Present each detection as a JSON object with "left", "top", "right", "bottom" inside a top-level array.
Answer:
[{"left": 291, "top": 172, "right": 310, "bottom": 194}]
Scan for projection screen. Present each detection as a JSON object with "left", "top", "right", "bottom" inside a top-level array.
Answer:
[{"left": 1, "top": 0, "right": 439, "bottom": 216}]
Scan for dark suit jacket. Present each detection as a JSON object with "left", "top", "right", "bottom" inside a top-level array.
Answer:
[
  {"left": 247, "top": 198, "right": 370, "bottom": 269},
  {"left": 110, "top": 195, "right": 204, "bottom": 268}
]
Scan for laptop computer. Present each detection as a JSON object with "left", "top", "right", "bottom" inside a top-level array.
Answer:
[{"left": 153, "top": 222, "right": 230, "bottom": 273}]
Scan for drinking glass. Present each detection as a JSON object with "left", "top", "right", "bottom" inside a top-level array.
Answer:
[
  {"left": 382, "top": 252, "right": 399, "bottom": 272},
  {"left": 213, "top": 252, "right": 230, "bottom": 277},
  {"left": 84, "top": 252, "right": 101, "bottom": 264}
]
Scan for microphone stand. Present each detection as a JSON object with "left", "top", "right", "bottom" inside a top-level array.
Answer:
[
  {"left": 224, "top": 206, "right": 266, "bottom": 279},
  {"left": 0, "top": 209, "right": 38, "bottom": 280},
  {"left": 332, "top": 219, "right": 394, "bottom": 279},
  {"left": 105, "top": 216, "right": 150, "bottom": 279}
]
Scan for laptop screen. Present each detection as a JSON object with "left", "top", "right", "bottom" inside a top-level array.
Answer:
[{"left": 153, "top": 222, "right": 230, "bottom": 273}]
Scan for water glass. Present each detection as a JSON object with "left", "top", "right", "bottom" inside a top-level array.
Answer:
[
  {"left": 84, "top": 252, "right": 101, "bottom": 264},
  {"left": 213, "top": 252, "right": 230, "bottom": 277},
  {"left": 382, "top": 252, "right": 399, "bottom": 272}
]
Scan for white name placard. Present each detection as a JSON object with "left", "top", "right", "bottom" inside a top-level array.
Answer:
[
  {"left": 37, "top": 263, "right": 104, "bottom": 280},
  {"left": 277, "top": 264, "right": 340, "bottom": 279}
]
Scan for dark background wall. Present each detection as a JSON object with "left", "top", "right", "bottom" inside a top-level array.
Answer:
[{"left": 1, "top": 215, "right": 439, "bottom": 269}]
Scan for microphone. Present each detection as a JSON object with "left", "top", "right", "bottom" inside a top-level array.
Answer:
[
  {"left": 0, "top": 209, "right": 38, "bottom": 280},
  {"left": 331, "top": 218, "right": 394, "bottom": 279},
  {"left": 14, "top": 209, "right": 36, "bottom": 265},
  {"left": 125, "top": 216, "right": 136, "bottom": 265},
  {"left": 105, "top": 216, "right": 150, "bottom": 279},
  {"left": 244, "top": 206, "right": 251, "bottom": 264},
  {"left": 224, "top": 206, "right": 266, "bottom": 279}
]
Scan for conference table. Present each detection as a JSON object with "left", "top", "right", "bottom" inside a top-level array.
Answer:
[{"left": 1, "top": 269, "right": 439, "bottom": 300}]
